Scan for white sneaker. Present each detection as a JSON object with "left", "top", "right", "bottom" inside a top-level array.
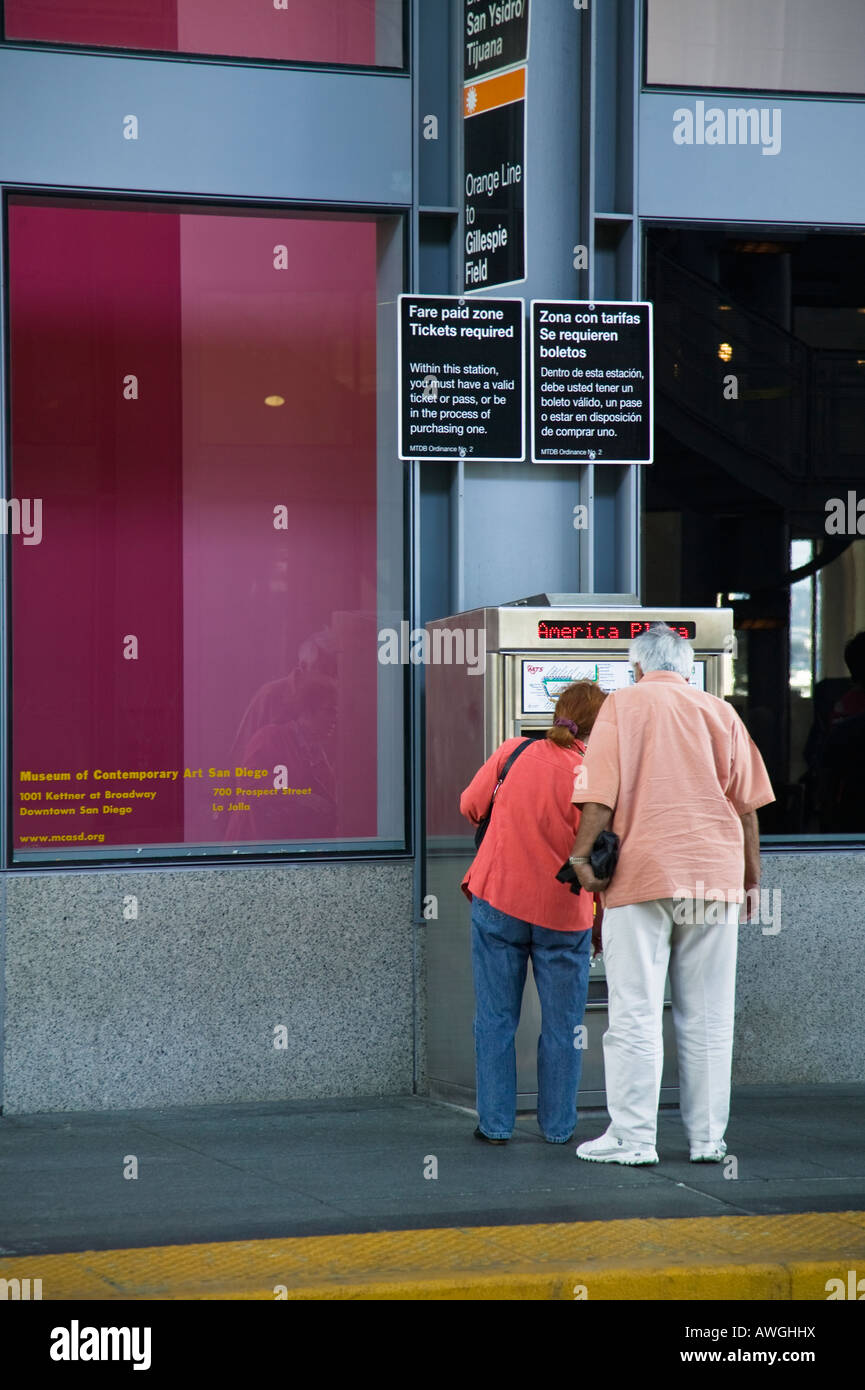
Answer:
[
  {"left": 576, "top": 1132, "right": 659, "bottom": 1166},
  {"left": 690, "top": 1141, "right": 727, "bottom": 1163}
]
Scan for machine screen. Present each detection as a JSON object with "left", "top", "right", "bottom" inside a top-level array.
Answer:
[
  {"left": 522, "top": 658, "right": 705, "bottom": 712},
  {"left": 537, "top": 619, "right": 697, "bottom": 640}
]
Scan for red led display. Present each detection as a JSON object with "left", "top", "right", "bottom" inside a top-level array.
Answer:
[{"left": 537, "top": 620, "right": 696, "bottom": 641}]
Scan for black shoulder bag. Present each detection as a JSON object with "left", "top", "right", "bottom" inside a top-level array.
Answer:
[{"left": 474, "top": 739, "right": 533, "bottom": 850}]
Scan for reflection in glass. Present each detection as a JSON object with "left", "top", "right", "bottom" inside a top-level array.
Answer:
[
  {"left": 647, "top": 0, "right": 865, "bottom": 96},
  {"left": 793, "top": 542, "right": 865, "bottom": 836}
]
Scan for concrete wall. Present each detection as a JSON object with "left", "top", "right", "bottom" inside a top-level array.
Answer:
[
  {"left": 2, "top": 850, "right": 862, "bottom": 1113},
  {"left": 1, "top": 863, "right": 415, "bottom": 1113},
  {"left": 734, "top": 853, "right": 865, "bottom": 1084}
]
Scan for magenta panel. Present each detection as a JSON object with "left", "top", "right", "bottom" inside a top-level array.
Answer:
[
  {"left": 9, "top": 199, "right": 380, "bottom": 855},
  {"left": 177, "top": 0, "right": 377, "bottom": 65},
  {"left": 4, "top": 0, "right": 379, "bottom": 64},
  {"left": 4, "top": 0, "right": 177, "bottom": 51},
  {"left": 9, "top": 200, "right": 185, "bottom": 849},
  {"left": 178, "top": 212, "right": 379, "bottom": 845}
]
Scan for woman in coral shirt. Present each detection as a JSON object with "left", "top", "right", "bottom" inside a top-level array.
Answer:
[{"left": 460, "top": 680, "right": 607, "bottom": 1146}]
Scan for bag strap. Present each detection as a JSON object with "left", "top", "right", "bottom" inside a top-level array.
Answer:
[{"left": 490, "top": 737, "right": 534, "bottom": 801}]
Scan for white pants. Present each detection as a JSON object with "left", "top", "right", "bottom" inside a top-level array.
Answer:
[{"left": 601, "top": 897, "right": 739, "bottom": 1148}]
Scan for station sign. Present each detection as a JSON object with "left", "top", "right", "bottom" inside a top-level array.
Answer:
[
  {"left": 398, "top": 294, "right": 525, "bottom": 462},
  {"left": 531, "top": 300, "right": 653, "bottom": 463},
  {"left": 463, "top": 1, "right": 529, "bottom": 291},
  {"left": 464, "top": 0, "right": 530, "bottom": 81}
]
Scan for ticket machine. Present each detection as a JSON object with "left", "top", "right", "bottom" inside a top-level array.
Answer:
[{"left": 424, "top": 596, "right": 734, "bottom": 1110}]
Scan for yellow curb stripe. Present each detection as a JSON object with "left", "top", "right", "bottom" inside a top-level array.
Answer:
[{"left": 1, "top": 1211, "right": 863, "bottom": 1301}]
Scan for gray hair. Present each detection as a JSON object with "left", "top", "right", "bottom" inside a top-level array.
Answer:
[{"left": 629, "top": 622, "right": 694, "bottom": 679}]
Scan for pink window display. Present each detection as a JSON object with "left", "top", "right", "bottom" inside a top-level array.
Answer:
[
  {"left": 8, "top": 196, "right": 404, "bottom": 859},
  {"left": 3, "top": 0, "right": 403, "bottom": 67}
]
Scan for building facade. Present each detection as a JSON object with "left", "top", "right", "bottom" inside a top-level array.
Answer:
[{"left": 0, "top": 0, "right": 862, "bottom": 1112}]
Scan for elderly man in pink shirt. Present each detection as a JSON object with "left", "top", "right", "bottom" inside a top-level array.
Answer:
[{"left": 570, "top": 623, "right": 774, "bottom": 1166}]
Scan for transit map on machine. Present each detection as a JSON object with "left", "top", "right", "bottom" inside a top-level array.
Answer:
[{"left": 521, "top": 659, "right": 705, "bottom": 712}]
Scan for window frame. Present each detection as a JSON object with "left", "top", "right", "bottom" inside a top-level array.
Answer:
[
  {"left": 1, "top": 186, "right": 414, "bottom": 871},
  {"left": 0, "top": 0, "right": 410, "bottom": 76},
  {"left": 640, "top": 216, "right": 865, "bottom": 851},
  {"left": 642, "top": 0, "right": 865, "bottom": 102}
]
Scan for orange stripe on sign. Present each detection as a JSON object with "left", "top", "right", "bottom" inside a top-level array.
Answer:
[{"left": 464, "top": 66, "right": 526, "bottom": 118}]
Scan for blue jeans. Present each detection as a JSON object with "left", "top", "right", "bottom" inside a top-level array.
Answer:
[{"left": 471, "top": 896, "right": 592, "bottom": 1141}]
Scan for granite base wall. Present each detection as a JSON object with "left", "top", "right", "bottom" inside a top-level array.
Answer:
[
  {"left": 1, "top": 851, "right": 861, "bottom": 1114},
  {"left": 0, "top": 862, "right": 416, "bottom": 1113},
  {"left": 733, "top": 852, "right": 865, "bottom": 1084}
]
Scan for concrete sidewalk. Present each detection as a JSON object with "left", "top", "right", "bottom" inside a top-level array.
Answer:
[{"left": 1, "top": 1085, "right": 863, "bottom": 1298}]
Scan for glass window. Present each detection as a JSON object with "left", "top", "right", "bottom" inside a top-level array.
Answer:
[
  {"left": 8, "top": 195, "right": 406, "bottom": 861},
  {"left": 789, "top": 540, "right": 815, "bottom": 701},
  {"left": 3, "top": 0, "right": 404, "bottom": 68},
  {"left": 646, "top": 0, "right": 865, "bottom": 96},
  {"left": 798, "top": 543, "right": 865, "bottom": 837},
  {"left": 645, "top": 225, "right": 865, "bottom": 843}
]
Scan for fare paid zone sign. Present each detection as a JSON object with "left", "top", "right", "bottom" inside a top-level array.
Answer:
[
  {"left": 398, "top": 295, "right": 524, "bottom": 461},
  {"left": 531, "top": 300, "right": 653, "bottom": 463}
]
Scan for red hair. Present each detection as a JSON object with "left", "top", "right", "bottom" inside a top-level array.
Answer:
[{"left": 546, "top": 680, "right": 607, "bottom": 748}]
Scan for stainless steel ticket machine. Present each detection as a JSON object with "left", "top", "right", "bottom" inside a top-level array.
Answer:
[{"left": 424, "top": 596, "right": 734, "bottom": 1111}]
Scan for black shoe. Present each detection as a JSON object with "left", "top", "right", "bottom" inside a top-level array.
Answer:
[{"left": 474, "top": 1125, "right": 508, "bottom": 1145}]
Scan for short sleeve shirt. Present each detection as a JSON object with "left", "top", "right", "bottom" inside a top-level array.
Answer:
[
  {"left": 572, "top": 671, "right": 775, "bottom": 907},
  {"left": 460, "top": 736, "right": 596, "bottom": 931}
]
